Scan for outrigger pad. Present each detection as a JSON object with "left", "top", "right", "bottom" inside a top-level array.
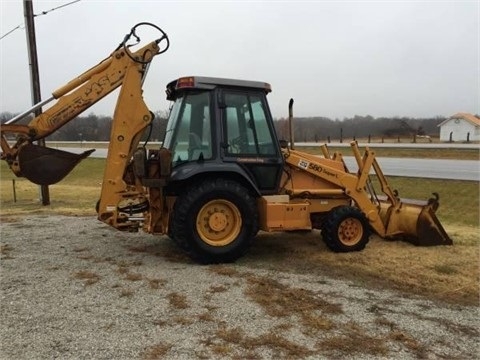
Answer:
[{"left": 18, "top": 143, "right": 95, "bottom": 185}]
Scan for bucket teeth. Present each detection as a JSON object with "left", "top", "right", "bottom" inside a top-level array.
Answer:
[{"left": 17, "top": 143, "right": 95, "bottom": 185}]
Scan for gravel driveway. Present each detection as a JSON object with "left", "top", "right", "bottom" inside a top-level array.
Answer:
[{"left": 1, "top": 215, "right": 478, "bottom": 359}]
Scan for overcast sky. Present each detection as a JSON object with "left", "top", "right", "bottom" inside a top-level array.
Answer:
[{"left": 0, "top": 0, "right": 478, "bottom": 120}]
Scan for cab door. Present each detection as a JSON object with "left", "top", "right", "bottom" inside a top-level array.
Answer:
[{"left": 220, "top": 90, "right": 283, "bottom": 194}]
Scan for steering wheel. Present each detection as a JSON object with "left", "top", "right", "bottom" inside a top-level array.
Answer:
[{"left": 229, "top": 135, "right": 247, "bottom": 153}]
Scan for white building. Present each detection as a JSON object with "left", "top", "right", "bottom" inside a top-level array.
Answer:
[{"left": 438, "top": 113, "right": 480, "bottom": 142}]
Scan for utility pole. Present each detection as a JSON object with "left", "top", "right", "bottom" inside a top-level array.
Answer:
[{"left": 24, "top": 0, "right": 50, "bottom": 205}]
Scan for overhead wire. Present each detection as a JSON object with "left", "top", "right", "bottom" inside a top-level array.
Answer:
[
  {"left": 0, "top": 24, "right": 23, "bottom": 40},
  {"left": 0, "top": 0, "right": 81, "bottom": 41},
  {"left": 34, "top": 0, "right": 81, "bottom": 18}
]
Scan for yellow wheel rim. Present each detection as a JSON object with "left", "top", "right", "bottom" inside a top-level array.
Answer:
[
  {"left": 337, "top": 217, "right": 363, "bottom": 246},
  {"left": 196, "top": 199, "right": 242, "bottom": 247}
]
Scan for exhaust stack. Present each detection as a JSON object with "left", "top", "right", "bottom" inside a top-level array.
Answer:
[{"left": 288, "top": 98, "right": 295, "bottom": 150}]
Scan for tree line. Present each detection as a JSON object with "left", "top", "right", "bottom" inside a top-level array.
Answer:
[
  {"left": 1, "top": 111, "right": 446, "bottom": 142},
  {"left": 0, "top": 111, "right": 169, "bottom": 142},
  {"left": 273, "top": 115, "right": 445, "bottom": 143}
]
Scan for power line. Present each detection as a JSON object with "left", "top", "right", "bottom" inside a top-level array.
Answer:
[
  {"left": 0, "top": 0, "right": 81, "bottom": 41},
  {"left": 35, "top": 0, "right": 81, "bottom": 18},
  {"left": 0, "top": 24, "right": 24, "bottom": 40}
]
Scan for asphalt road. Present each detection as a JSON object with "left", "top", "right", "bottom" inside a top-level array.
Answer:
[
  {"left": 61, "top": 147, "right": 479, "bottom": 181},
  {"left": 342, "top": 157, "right": 479, "bottom": 181}
]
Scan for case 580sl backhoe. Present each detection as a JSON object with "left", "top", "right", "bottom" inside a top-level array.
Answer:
[{"left": 0, "top": 23, "right": 452, "bottom": 264}]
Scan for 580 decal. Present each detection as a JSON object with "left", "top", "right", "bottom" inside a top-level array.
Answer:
[{"left": 297, "top": 158, "right": 338, "bottom": 178}]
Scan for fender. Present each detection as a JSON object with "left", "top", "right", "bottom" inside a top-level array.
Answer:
[{"left": 168, "top": 161, "right": 261, "bottom": 196}]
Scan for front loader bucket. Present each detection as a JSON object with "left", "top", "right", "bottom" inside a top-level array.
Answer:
[
  {"left": 17, "top": 143, "right": 95, "bottom": 185},
  {"left": 381, "top": 194, "right": 452, "bottom": 246}
]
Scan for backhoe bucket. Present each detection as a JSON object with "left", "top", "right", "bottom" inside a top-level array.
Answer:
[
  {"left": 17, "top": 143, "right": 95, "bottom": 185},
  {"left": 381, "top": 194, "right": 452, "bottom": 246}
]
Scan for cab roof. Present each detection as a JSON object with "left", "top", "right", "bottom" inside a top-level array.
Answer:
[{"left": 166, "top": 76, "right": 272, "bottom": 100}]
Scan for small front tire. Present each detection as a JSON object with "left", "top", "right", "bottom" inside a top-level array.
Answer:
[{"left": 321, "top": 206, "right": 370, "bottom": 252}]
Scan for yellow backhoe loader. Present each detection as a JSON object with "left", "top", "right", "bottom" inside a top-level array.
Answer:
[{"left": 1, "top": 23, "right": 452, "bottom": 263}]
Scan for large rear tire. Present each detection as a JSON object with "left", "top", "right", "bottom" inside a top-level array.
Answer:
[
  {"left": 321, "top": 206, "right": 370, "bottom": 252},
  {"left": 170, "top": 178, "right": 258, "bottom": 264}
]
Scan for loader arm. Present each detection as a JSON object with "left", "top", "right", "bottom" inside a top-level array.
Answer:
[
  {"left": 284, "top": 146, "right": 389, "bottom": 237},
  {"left": 283, "top": 142, "right": 452, "bottom": 246}
]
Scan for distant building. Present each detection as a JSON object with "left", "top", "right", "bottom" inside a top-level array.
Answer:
[{"left": 438, "top": 113, "right": 480, "bottom": 142}]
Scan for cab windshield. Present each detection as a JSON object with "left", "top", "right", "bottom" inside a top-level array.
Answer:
[{"left": 163, "top": 91, "right": 212, "bottom": 166}]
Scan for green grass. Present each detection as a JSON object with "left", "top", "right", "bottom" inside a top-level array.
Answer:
[
  {"left": 59, "top": 158, "right": 106, "bottom": 186},
  {"left": 371, "top": 176, "right": 479, "bottom": 228}
]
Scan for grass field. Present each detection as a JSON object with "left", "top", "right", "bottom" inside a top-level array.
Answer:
[{"left": 0, "top": 150, "right": 479, "bottom": 305}]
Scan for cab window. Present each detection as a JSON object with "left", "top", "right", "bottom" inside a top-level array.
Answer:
[{"left": 224, "top": 92, "right": 276, "bottom": 156}]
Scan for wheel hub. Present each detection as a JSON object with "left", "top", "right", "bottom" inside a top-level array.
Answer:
[
  {"left": 196, "top": 200, "right": 242, "bottom": 246},
  {"left": 208, "top": 212, "right": 227, "bottom": 232},
  {"left": 338, "top": 218, "right": 363, "bottom": 245}
]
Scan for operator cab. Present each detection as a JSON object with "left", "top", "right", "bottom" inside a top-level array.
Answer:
[{"left": 163, "top": 76, "right": 283, "bottom": 194}]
